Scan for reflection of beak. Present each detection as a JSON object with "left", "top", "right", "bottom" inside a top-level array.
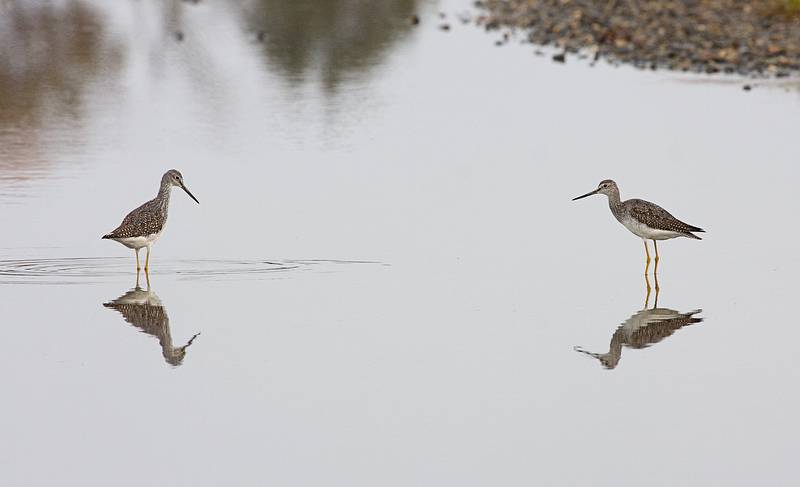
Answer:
[
  {"left": 180, "top": 183, "right": 200, "bottom": 204},
  {"left": 572, "top": 188, "right": 600, "bottom": 201}
]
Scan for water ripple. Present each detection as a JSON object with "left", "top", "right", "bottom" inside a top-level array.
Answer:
[{"left": 0, "top": 257, "right": 382, "bottom": 284}]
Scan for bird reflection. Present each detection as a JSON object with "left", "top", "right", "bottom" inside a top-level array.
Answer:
[
  {"left": 103, "top": 273, "right": 199, "bottom": 366},
  {"left": 574, "top": 277, "right": 703, "bottom": 369}
]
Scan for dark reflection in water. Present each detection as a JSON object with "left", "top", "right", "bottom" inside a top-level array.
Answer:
[
  {"left": 243, "top": 0, "right": 420, "bottom": 90},
  {"left": 0, "top": 2, "right": 110, "bottom": 121},
  {"left": 0, "top": 1, "right": 116, "bottom": 185},
  {"left": 575, "top": 282, "right": 704, "bottom": 370},
  {"left": 103, "top": 276, "right": 200, "bottom": 366},
  {"left": 0, "top": 0, "right": 422, "bottom": 192}
]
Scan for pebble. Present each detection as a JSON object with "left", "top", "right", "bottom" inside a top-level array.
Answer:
[{"left": 476, "top": 0, "right": 800, "bottom": 77}]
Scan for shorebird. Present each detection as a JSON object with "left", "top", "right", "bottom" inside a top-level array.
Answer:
[
  {"left": 572, "top": 180, "right": 703, "bottom": 282},
  {"left": 102, "top": 170, "right": 199, "bottom": 273}
]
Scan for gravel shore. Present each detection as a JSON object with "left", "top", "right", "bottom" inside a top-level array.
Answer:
[{"left": 476, "top": 0, "right": 800, "bottom": 77}]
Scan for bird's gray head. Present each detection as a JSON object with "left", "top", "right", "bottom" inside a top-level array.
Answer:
[
  {"left": 572, "top": 179, "right": 618, "bottom": 201},
  {"left": 162, "top": 169, "right": 199, "bottom": 204}
]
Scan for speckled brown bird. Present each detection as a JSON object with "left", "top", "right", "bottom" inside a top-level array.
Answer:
[
  {"left": 102, "top": 170, "right": 199, "bottom": 273},
  {"left": 572, "top": 179, "right": 704, "bottom": 279}
]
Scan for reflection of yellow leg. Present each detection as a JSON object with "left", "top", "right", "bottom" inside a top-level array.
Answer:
[
  {"left": 653, "top": 241, "right": 660, "bottom": 291},
  {"left": 144, "top": 268, "right": 151, "bottom": 290},
  {"left": 654, "top": 270, "right": 660, "bottom": 293},
  {"left": 135, "top": 249, "right": 141, "bottom": 272},
  {"left": 653, "top": 279, "right": 660, "bottom": 307},
  {"left": 144, "top": 246, "right": 151, "bottom": 272},
  {"left": 644, "top": 274, "right": 652, "bottom": 308},
  {"left": 644, "top": 240, "right": 651, "bottom": 276},
  {"left": 135, "top": 269, "right": 141, "bottom": 288}
]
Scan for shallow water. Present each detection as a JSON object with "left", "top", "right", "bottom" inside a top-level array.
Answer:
[
  {"left": 0, "top": 257, "right": 379, "bottom": 283},
  {"left": 1, "top": 1, "right": 799, "bottom": 485}
]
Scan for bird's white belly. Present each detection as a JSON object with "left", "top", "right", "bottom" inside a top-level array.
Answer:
[
  {"left": 112, "top": 232, "right": 162, "bottom": 249},
  {"left": 621, "top": 218, "right": 683, "bottom": 241}
]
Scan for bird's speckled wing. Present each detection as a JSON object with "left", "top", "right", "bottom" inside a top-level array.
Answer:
[
  {"left": 104, "top": 199, "right": 165, "bottom": 238},
  {"left": 627, "top": 199, "right": 703, "bottom": 234}
]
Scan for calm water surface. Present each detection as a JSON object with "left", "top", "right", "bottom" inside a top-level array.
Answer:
[{"left": 1, "top": 1, "right": 799, "bottom": 485}]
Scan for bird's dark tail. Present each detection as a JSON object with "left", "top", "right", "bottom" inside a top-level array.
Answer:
[{"left": 684, "top": 224, "right": 704, "bottom": 239}]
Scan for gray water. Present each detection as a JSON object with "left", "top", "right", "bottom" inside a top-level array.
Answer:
[{"left": 1, "top": 1, "right": 799, "bottom": 485}]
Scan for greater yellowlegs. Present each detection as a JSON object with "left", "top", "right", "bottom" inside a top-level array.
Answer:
[
  {"left": 102, "top": 170, "right": 199, "bottom": 273},
  {"left": 572, "top": 180, "right": 704, "bottom": 281},
  {"left": 104, "top": 285, "right": 200, "bottom": 366}
]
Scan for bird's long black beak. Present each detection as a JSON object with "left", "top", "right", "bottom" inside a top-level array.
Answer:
[
  {"left": 181, "top": 183, "right": 200, "bottom": 204},
  {"left": 572, "top": 188, "right": 599, "bottom": 201}
]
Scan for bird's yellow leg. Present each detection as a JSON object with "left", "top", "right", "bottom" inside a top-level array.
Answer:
[
  {"left": 644, "top": 274, "right": 652, "bottom": 308},
  {"left": 135, "top": 249, "right": 141, "bottom": 272},
  {"left": 144, "top": 246, "right": 151, "bottom": 273},
  {"left": 144, "top": 268, "right": 151, "bottom": 290},
  {"left": 643, "top": 240, "right": 651, "bottom": 276}
]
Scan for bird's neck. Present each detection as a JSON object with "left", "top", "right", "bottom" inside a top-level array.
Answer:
[
  {"left": 608, "top": 191, "right": 620, "bottom": 208},
  {"left": 607, "top": 189, "right": 621, "bottom": 210},
  {"left": 156, "top": 183, "right": 172, "bottom": 209}
]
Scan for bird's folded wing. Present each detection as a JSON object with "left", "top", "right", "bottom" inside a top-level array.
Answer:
[
  {"left": 629, "top": 201, "right": 697, "bottom": 233},
  {"left": 108, "top": 201, "right": 163, "bottom": 238}
]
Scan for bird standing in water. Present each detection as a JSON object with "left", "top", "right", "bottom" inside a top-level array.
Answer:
[
  {"left": 572, "top": 180, "right": 703, "bottom": 287},
  {"left": 102, "top": 170, "right": 199, "bottom": 273}
]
